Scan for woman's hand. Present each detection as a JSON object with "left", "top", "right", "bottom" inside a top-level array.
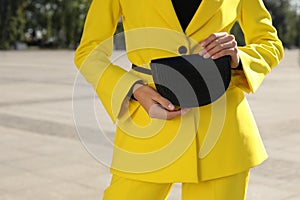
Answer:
[
  {"left": 199, "top": 32, "right": 240, "bottom": 68},
  {"left": 132, "top": 84, "right": 190, "bottom": 120}
]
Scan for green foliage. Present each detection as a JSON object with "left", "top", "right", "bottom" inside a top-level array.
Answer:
[
  {"left": 0, "top": 0, "right": 299, "bottom": 50},
  {"left": 0, "top": 0, "right": 28, "bottom": 49},
  {"left": 297, "top": 15, "right": 300, "bottom": 47},
  {"left": 0, "top": 0, "right": 91, "bottom": 49},
  {"left": 24, "top": 0, "right": 91, "bottom": 48},
  {"left": 264, "top": 0, "right": 299, "bottom": 48},
  {"left": 231, "top": 0, "right": 299, "bottom": 48}
]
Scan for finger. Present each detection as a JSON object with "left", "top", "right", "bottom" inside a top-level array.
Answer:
[
  {"left": 148, "top": 104, "right": 189, "bottom": 120},
  {"left": 165, "top": 110, "right": 184, "bottom": 120},
  {"left": 152, "top": 95, "right": 175, "bottom": 111},
  {"left": 209, "top": 48, "right": 240, "bottom": 68},
  {"left": 210, "top": 47, "right": 238, "bottom": 59},
  {"left": 165, "top": 108, "right": 191, "bottom": 120},
  {"left": 149, "top": 104, "right": 181, "bottom": 119},
  {"left": 200, "top": 32, "right": 228, "bottom": 47},
  {"left": 180, "top": 108, "right": 191, "bottom": 115},
  {"left": 148, "top": 104, "right": 168, "bottom": 119},
  {"left": 205, "top": 40, "right": 237, "bottom": 59},
  {"left": 199, "top": 35, "right": 235, "bottom": 57},
  {"left": 203, "top": 35, "right": 235, "bottom": 54}
]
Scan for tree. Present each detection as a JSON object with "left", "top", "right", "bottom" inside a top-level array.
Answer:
[
  {"left": 231, "top": 0, "right": 299, "bottom": 48},
  {"left": 0, "top": 0, "right": 27, "bottom": 49},
  {"left": 24, "top": 0, "right": 91, "bottom": 48},
  {"left": 0, "top": 0, "right": 298, "bottom": 50},
  {"left": 264, "top": 0, "right": 299, "bottom": 48},
  {"left": 0, "top": 0, "right": 91, "bottom": 49}
]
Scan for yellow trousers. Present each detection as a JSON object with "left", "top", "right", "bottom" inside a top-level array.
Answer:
[{"left": 103, "top": 170, "right": 250, "bottom": 200}]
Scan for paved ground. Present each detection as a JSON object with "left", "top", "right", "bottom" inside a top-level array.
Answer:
[{"left": 0, "top": 49, "right": 299, "bottom": 200}]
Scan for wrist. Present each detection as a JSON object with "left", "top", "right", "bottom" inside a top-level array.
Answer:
[
  {"left": 231, "top": 55, "right": 243, "bottom": 69},
  {"left": 132, "top": 83, "right": 146, "bottom": 100},
  {"left": 232, "top": 59, "right": 243, "bottom": 70},
  {"left": 127, "top": 80, "right": 144, "bottom": 100}
]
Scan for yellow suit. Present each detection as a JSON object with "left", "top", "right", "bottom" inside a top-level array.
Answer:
[{"left": 74, "top": 0, "right": 283, "bottom": 183}]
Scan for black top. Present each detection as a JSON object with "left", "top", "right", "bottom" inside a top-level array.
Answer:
[
  {"left": 171, "top": 0, "right": 202, "bottom": 31},
  {"left": 171, "top": 0, "right": 243, "bottom": 70}
]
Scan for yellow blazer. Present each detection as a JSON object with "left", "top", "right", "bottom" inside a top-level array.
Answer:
[{"left": 74, "top": 0, "right": 284, "bottom": 182}]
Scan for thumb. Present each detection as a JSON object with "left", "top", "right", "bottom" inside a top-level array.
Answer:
[{"left": 154, "top": 96, "right": 175, "bottom": 111}]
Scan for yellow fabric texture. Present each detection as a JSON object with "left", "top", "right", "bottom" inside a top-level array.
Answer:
[
  {"left": 74, "top": 0, "right": 284, "bottom": 182},
  {"left": 103, "top": 170, "right": 249, "bottom": 200}
]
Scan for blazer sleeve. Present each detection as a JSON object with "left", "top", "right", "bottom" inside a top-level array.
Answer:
[
  {"left": 235, "top": 0, "right": 284, "bottom": 93},
  {"left": 74, "top": 0, "right": 144, "bottom": 123}
]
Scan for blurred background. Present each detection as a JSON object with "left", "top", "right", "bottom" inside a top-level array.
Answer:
[
  {"left": 0, "top": 0, "right": 91, "bottom": 50},
  {"left": 0, "top": 0, "right": 299, "bottom": 50},
  {"left": 0, "top": 0, "right": 299, "bottom": 200}
]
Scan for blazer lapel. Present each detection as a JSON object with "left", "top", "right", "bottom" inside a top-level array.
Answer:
[
  {"left": 155, "top": 0, "right": 184, "bottom": 32},
  {"left": 154, "top": 0, "right": 224, "bottom": 35},
  {"left": 185, "top": 0, "right": 224, "bottom": 36}
]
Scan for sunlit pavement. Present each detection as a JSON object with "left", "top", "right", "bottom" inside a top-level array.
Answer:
[{"left": 0, "top": 49, "right": 299, "bottom": 200}]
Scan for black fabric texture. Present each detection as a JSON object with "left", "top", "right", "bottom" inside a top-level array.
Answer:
[
  {"left": 232, "top": 60, "right": 244, "bottom": 70},
  {"left": 171, "top": 0, "right": 202, "bottom": 31},
  {"left": 150, "top": 55, "right": 231, "bottom": 107}
]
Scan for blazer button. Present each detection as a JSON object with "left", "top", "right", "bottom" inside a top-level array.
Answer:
[{"left": 178, "top": 45, "right": 188, "bottom": 55}]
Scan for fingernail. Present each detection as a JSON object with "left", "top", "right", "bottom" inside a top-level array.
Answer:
[
  {"left": 200, "top": 42, "right": 206, "bottom": 46},
  {"left": 199, "top": 49, "right": 207, "bottom": 56},
  {"left": 181, "top": 108, "right": 190, "bottom": 115},
  {"left": 203, "top": 53, "right": 210, "bottom": 59},
  {"left": 168, "top": 104, "right": 174, "bottom": 110}
]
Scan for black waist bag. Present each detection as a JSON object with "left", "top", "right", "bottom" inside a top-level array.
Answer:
[{"left": 150, "top": 54, "right": 231, "bottom": 107}]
